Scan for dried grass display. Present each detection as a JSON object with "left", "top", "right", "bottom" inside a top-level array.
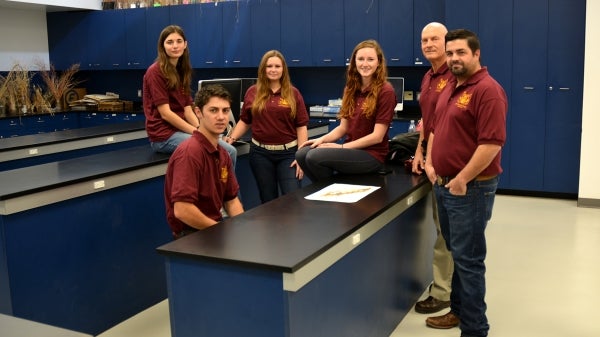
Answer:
[{"left": 35, "top": 61, "right": 81, "bottom": 111}]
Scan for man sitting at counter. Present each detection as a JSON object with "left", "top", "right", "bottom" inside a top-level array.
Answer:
[{"left": 164, "top": 84, "right": 244, "bottom": 239}]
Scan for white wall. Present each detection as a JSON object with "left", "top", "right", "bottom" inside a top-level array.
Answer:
[
  {"left": 578, "top": 0, "right": 600, "bottom": 206},
  {"left": 0, "top": 8, "right": 49, "bottom": 71}
]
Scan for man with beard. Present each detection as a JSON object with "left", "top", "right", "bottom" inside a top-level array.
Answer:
[{"left": 423, "top": 29, "right": 507, "bottom": 337}]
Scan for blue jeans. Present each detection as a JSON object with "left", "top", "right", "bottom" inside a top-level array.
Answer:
[
  {"left": 150, "top": 132, "right": 238, "bottom": 168},
  {"left": 433, "top": 177, "right": 498, "bottom": 337},
  {"left": 249, "top": 144, "right": 300, "bottom": 203},
  {"left": 295, "top": 146, "right": 382, "bottom": 182}
]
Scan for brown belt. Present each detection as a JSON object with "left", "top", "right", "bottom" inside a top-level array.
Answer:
[{"left": 436, "top": 175, "right": 497, "bottom": 186}]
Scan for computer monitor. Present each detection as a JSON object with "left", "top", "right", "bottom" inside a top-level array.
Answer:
[
  {"left": 198, "top": 78, "right": 242, "bottom": 135},
  {"left": 240, "top": 78, "right": 257, "bottom": 100},
  {"left": 388, "top": 77, "right": 405, "bottom": 112}
]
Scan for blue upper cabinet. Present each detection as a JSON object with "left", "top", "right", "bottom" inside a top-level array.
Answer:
[
  {"left": 145, "top": 6, "right": 171, "bottom": 67},
  {"left": 86, "top": 11, "right": 127, "bottom": 70},
  {"left": 222, "top": 1, "right": 253, "bottom": 67},
  {"left": 311, "top": 0, "right": 345, "bottom": 66},
  {"left": 196, "top": 3, "right": 224, "bottom": 68},
  {"left": 379, "top": 0, "right": 413, "bottom": 66},
  {"left": 124, "top": 8, "right": 147, "bottom": 69},
  {"left": 444, "top": 0, "right": 478, "bottom": 32},
  {"left": 344, "top": 0, "right": 378, "bottom": 64},
  {"left": 280, "top": 0, "right": 311, "bottom": 67},
  {"left": 47, "top": 11, "right": 89, "bottom": 70},
  {"left": 413, "top": 0, "right": 445, "bottom": 66},
  {"left": 250, "top": 0, "right": 281, "bottom": 66},
  {"left": 169, "top": 4, "right": 201, "bottom": 67}
]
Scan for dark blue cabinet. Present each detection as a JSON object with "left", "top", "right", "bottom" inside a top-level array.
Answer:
[
  {"left": 124, "top": 8, "right": 148, "bottom": 69},
  {"left": 47, "top": 11, "right": 89, "bottom": 70},
  {"left": 280, "top": 0, "right": 311, "bottom": 67},
  {"left": 196, "top": 2, "right": 224, "bottom": 68},
  {"left": 250, "top": 0, "right": 281, "bottom": 65},
  {"left": 145, "top": 6, "right": 171, "bottom": 66},
  {"left": 478, "top": 0, "right": 513, "bottom": 190},
  {"left": 413, "top": 0, "right": 445, "bottom": 66},
  {"left": 444, "top": 0, "right": 478, "bottom": 32},
  {"left": 510, "top": 0, "right": 584, "bottom": 194},
  {"left": 344, "top": 0, "right": 378, "bottom": 64},
  {"left": 543, "top": 0, "right": 585, "bottom": 194},
  {"left": 87, "top": 11, "right": 126, "bottom": 70},
  {"left": 311, "top": 0, "right": 345, "bottom": 66},
  {"left": 379, "top": 0, "right": 413, "bottom": 67},
  {"left": 169, "top": 4, "right": 201, "bottom": 67},
  {"left": 222, "top": 1, "right": 252, "bottom": 67}
]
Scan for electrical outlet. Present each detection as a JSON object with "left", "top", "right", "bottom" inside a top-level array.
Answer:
[{"left": 137, "top": 89, "right": 142, "bottom": 97}]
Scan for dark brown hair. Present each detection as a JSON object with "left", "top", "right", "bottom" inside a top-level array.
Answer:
[{"left": 156, "top": 25, "right": 192, "bottom": 96}]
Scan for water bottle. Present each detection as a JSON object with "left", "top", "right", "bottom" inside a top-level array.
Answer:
[{"left": 408, "top": 120, "right": 416, "bottom": 133}]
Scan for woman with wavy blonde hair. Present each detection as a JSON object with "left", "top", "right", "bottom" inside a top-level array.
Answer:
[
  {"left": 296, "top": 40, "right": 396, "bottom": 182},
  {"left": 226, "top": 50, "right": 309, "bottom": 203}
]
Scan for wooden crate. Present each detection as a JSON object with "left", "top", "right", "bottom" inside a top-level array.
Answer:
[{"left": 98, "top": 101, "right": 123, "bottom": 111}]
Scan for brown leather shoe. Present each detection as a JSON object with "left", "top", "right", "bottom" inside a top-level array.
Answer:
[
  {"left": 415, "top": 296, "right": 451, "bottom": 314},
  {"left": 425, "top": 311, "right": 459, "bottom": 329}
]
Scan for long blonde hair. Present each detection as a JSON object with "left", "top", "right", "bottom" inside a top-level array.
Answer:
[
  {"left": 251, "top": 50, "right": 297, "bottom": 118},
  {"left": 339, "top": 40, "right": 388, "bottom": 119},
  {"left": 156, "top": 25, "right": 192, "bottom": 96}
]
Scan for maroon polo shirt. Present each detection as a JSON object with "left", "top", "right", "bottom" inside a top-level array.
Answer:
[
  {"left": 344, "top": 82, "right": 396, "bottom": 162},
  {"left": 431, "top": 67, "right": 507, "bottom": 177},
  {"left": 164, "top": 131, "right": 239, "bottom": 234},
  {"left": 143, "top": 62, "right": 193, "bottom": 142},
  {"left": 240, "top": 85, "right": 309, "bottom": 144},
  {"left": 419, "top": 62, "right": 453, "bottom": 141}
]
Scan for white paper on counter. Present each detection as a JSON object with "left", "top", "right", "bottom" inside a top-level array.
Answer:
[{"left": 304, "top": 183, "right": 380, "bottom": 203}]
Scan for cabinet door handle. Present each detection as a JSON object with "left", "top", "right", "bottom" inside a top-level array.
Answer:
[
  {"left": 559, "top": 87, "right": 571, "bottom": 91},
  {"left": 523, "top": 86, "right": 535, "bottom": 90},
  {"left": 390, "top": 58, "right": 399, "bottom": 61},
  {"left": 322, "top": 59, "right": 332, "bottom": 62},
  {"left": 233, "top": 60, "right": 241, "bottom": 63},
  {"left": 205, "top": 61, "right": 213, "bottom": 64},
  {"left": 291, "top": 59, "right": 301, "bottom": 63}
]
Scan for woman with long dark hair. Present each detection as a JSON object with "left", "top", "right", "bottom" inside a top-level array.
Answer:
[{"left": 143, "top": 25, "right": 236, "bottom": 163}]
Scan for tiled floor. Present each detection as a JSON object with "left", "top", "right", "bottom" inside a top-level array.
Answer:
[{"left": 98, "top": 195, "right": 600, "bottom": 337}]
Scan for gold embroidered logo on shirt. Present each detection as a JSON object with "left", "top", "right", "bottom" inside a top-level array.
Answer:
[
  {"left": 278, "top": 98, "right": 290, "bottom": 107},
  {"left": 436, "top": 78, "right": 448, "bottom": 92},
  {"left": 456, "top": 91, "right": 472, "bottom": 109},
  {"left": 220, "top": 166, "right": 228, "bottom": 183}
]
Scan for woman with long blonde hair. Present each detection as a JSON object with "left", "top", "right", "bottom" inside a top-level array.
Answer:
[
  {"left": 226, "top": 50, "right": 309, "bottom": 203},
  {"left": 295, "top": 40, "right": 396, "bottom": 181}
]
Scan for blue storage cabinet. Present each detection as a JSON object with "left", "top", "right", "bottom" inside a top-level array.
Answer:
[
  {"left": 124, "top": 7, "right": 148, "bottom": 69},
  {"left": 47, "top": 11, "right": 88, "bottom": 70},
  {"left": 280, "top": 0, "right": 311, "bottom": 67},
  {"left": 222, "top": 1, "right": 252, "bottom": 67},
  {"left": 250, "top": 0, "right": 281, "bottom": 65},
  {"left": 510, "top": 0, "right": 584, "bottom": 194},
  {"left": 344, "top": 0, "right": 379, "bottom": 64},
  {"left": 311, "top": 0, "right": 345, "bottom": 66},
  {"left": 379, "top": 0, "right": 413, "bottom": 66},
  {"left": 196, "top": 2, "right": 224, "bottom": 68}
]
